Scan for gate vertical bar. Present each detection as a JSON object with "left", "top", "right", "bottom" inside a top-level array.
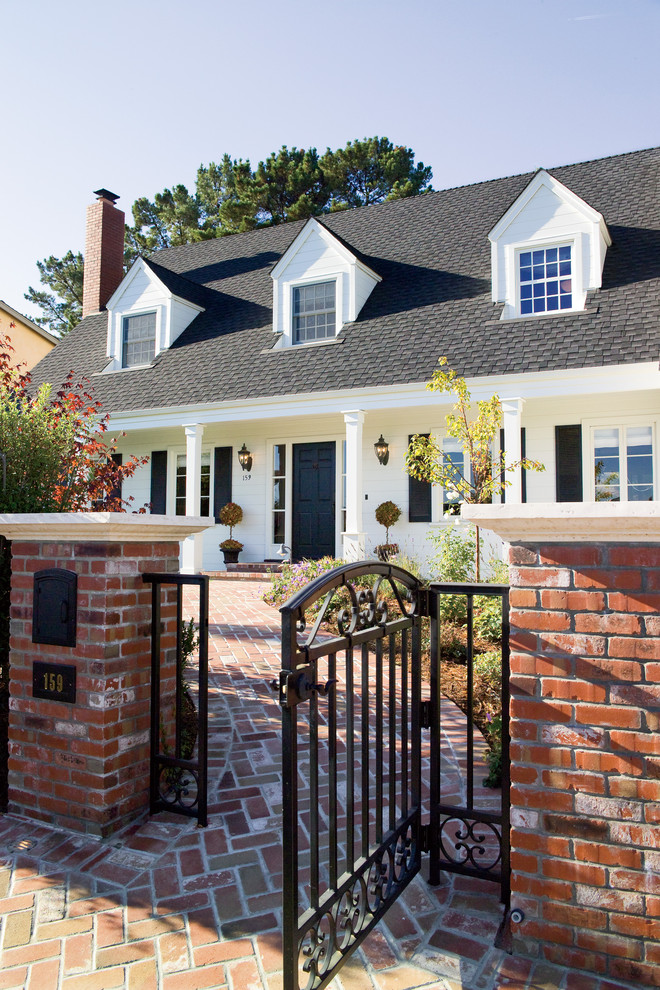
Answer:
[
  {"left": 281, "top": 608, "right": 299, "bottom": 990},
  {"left": 175, "top": 587, "right": 183, "bottom": 759},
  {"left": 345, "top": 645, "right": 355, "bottom": 871},
  {"left": 197, "top": 576, "right": 209, "bottom": 827},
  {"left": 428, "top": 588, "right": 441, "bottom": 885},
  {"left": 149, "top": 581, "right": 161, "bottom": 815},
  {"left": 500, "top": 587, "right": 511, "bottom": 908},
  {"left": 466, "top": 593, "right": 474, "bottom": 810}
]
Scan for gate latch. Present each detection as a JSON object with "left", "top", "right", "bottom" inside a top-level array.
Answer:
[{"left": 279, "top": 666, "right": 337, "bottom": 707}]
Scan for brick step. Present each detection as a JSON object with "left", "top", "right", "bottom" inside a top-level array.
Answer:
[{"left": 204, "top": 561, "right": 283, "bottom": 582}]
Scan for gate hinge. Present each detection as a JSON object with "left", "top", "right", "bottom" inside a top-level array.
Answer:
[
  {"left": 417, "top": 588, "right": 431, "bottom": 617},
  {"left": 420, "top": 699, "right": 433, "bottom": 729}
]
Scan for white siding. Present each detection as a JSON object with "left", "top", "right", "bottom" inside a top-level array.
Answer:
[
  {"left": 114, "top": 386, "right": 660, "bottom": 575},
  {"left": 169, "top": 297, "right": 201, "bottom": 346},
  {"left": 354, "top": 266, "right": 379, "bottom": 318}
]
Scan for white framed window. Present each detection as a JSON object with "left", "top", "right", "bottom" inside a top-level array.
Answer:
[
  {"left": 122, "top": 311, "right": 156, "bottom": 368},
  {"left": 175, "top": 452, "right": 211, "bottom": 516},
  {"left": 272, "top": 444, "right": 286, "bottom": 543},
  {"left": 292, "top": 281, "right": 336, "bottom": 344},
  {"left": 592, "top": 425, "right": 654, "bottom": 502},
  {"left": 519, "top": 245, "right": 572, "bottom": 316},
  {"left": 442, "top": 437, "right": 466, "bottom": 513}
]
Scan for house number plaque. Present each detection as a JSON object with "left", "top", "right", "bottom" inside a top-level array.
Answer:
[{"left": 33, "top": 661, "right": 76, "bottom": 704}]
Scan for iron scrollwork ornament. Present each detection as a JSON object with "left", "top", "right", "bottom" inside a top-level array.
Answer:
[
  {"left": 438, "top": 815, "right": 502, "bottom": 872},
  {"left": 158, "top": 764, "right": 199, "bottom": 811}
]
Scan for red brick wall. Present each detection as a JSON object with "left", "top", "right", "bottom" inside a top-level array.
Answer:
[
  {"left": 508, "top": 542, "right": 660, "bottom": 987},
  {"left": 8, "top": 539, "right": 178, "bottom": 837}
]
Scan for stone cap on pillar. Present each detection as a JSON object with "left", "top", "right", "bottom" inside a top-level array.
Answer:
[
  {"left": 462, "top": 502, "right": 660, "bottom": 543},
  {"left": 0, "top": 512, "right": 213, "bottom": 542}
]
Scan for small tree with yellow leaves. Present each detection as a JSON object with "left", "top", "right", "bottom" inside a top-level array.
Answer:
[{"left": 405, "top": 358, "right": 544, "bottom": 579}]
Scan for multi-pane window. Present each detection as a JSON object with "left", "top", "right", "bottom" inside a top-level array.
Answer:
[
  {"left": 341, "top": 441, "right": 347, "bottom": 532},
  {"left": 594, "top": 426, "right": 654, "bottom": 502},
  {"left": 272, "top": 444, "right": 286, "bottom": 543},
  {"left": 443, "top": 437, "right": 466, "bottom": 512},
  {"left": 175, "top": 452, "right": 211, "bottom": 515},
  {"left": 122, "top": 312, "right": 156, "bottom": 367},
  {"left": 519, "top": 246, "right": 572, "bottom": 315},
  {"left": 293, "top": 282, "right": 336, "bottom": 343}
]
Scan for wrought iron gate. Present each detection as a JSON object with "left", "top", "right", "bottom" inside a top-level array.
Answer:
[
  {"left": 279, "top": 562, "right": 510, "bottom": 990},
  {"left": 143, "top": 572, "right": 209, "bottom": 826}
]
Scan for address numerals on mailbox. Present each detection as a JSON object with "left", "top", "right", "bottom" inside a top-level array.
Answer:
[{"left": 33, "top": 662, "right": 76, "bottom": 704}]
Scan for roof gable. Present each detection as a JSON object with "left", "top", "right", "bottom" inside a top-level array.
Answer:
[
  {"left": 270, "top": 217, "right": 380, "bottom": 282},
  {"left": 488, "top": 169, "right": 611, "bottom": 244}
]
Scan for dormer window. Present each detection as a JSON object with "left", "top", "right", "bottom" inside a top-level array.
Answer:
[
  {"left": 105, "top": 258, "right": 205, "bottom": 373},
  {"left": 122, "top": 312, "right": 156, "bottom": 368},
  {"left": 519, "top": 245, "right": 572, "bottom": 316},
  {"left": 489, "top": 170, "right": 610, "bottom": 321},
  {"left": 270, "top": 218, "right": 380, "bottom": 346},
  {"left": 293, "top": 282, "right": 336, "bottom": 344}
]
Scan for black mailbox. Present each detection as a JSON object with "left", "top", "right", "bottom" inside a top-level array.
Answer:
[{"left": 32, "top": 569, "right": 77, "bottom": 647}]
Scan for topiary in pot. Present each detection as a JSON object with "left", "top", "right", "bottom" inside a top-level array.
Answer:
[
  {"left": 219, "top": 502, "right": 244, "bottom": 561},
  {"left": 375, "top": 500, "right": 401, "bottom": 561}
]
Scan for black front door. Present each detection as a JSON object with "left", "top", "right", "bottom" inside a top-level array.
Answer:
[{"left": 292, "top": 442, "right": 335, "bottom": 560}]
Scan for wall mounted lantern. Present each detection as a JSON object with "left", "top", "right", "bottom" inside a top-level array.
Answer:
[
  {"left": 237, "top": 443, "right": 253, "bottom": 472},
  {"left": 374, "top": 435, "right": 389, "bottom": 466}
]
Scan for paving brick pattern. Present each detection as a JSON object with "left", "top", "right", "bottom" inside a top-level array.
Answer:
[{"left": 0, "top": 581, "right": 647, "bottom": 989}]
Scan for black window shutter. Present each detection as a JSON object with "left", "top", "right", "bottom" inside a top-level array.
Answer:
[
  {"left": 555, "top": 425, "right": 583, "bottom": 502},
  {"left": 213, "top": 447, "right": 233, "bottom": 523},
  {"left": 110, "top": 452, "right": 123, "bottom": 506},
  {"left": 499, "top": 428, "right": 527, "bottom": 503},
  {"left": 408, "top": 434, "right": 432, "bottom": 523},
  {"left": 150, "top": 450, "right": 168, "bottom": 514}
]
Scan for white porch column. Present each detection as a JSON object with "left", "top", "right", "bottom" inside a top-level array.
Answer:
[
  {"left": 182, "top": 424, "right": 205, "bottom": 573},
  {"left": 342, "top": 410, "right": 365, "bottom": 561},
  {"left": 501, "top": 397, "right": 524, "bottom": 504}
]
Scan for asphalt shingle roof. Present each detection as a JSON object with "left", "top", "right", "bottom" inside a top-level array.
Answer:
[{"left": 31, "top": 147, "right": 660, "bottom": 414}]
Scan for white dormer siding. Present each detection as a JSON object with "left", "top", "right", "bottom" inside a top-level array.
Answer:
[
  {"left": 104, "top": 259, "right": 204, "bottom": 371},
  {"left": 489, "top": 170, "right": 611, "bottom": 320},
  {"left": 271, "top": 218, "right": 380, "bottom": 346}
]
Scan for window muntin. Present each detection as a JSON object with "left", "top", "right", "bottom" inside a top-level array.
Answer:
[
  {"left": 442, "top": 437, "right": 465, "bottom": 512},
  {"left": 594, "top": 426, "right": 654, "bottom": 502},
  {"left": 273, "top": 444, "right": 286, "bottom": 543},
  {"left": 293, "top": 282, "right": 336, "bottom": 344},
  {"left": 122, "top": 312, "right": 156, "bottom": 367},
  {"left": 519, "top": 246, "right": 572, "bottom": 316},
  {"left": 175, "top": 452, "right": 211, "bottom": 516}
]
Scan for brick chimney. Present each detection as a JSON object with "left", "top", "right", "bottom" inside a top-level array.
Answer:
[{"left": 82, "top": 189, "right": 125, "bottom": 319}]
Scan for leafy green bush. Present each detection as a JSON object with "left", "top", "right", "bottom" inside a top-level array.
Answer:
[
  {"left": 483, "top": 714, "right": 503, "bottom": 788},
  {"left": 474, "top": 595, "right": 502, "bottom": 641}
]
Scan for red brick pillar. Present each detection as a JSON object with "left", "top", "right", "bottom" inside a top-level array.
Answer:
[
  {"left": 0, "top": 513, "right": 210, "bottom": 838},
  {"left": 464, "top": 504, "right": 660, "bottom": 988}
]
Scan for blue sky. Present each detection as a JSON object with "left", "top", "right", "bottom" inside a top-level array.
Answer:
[{"left": 2, "top": 0, "right": 658, "bottom": 323}]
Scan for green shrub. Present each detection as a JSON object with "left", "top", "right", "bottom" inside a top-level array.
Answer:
[
  {"left": 474, "top": 595, "right": 502, "bottom": 641},
  {"left": 483, "top": 714, "right": 503, "bottom": 788}
]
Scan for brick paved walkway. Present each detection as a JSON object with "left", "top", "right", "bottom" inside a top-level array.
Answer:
[{"left": 0, "top": 581, "right": 644, "bottom": 990}]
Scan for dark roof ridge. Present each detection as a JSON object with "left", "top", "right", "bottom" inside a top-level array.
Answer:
[
  {"left": 148, "top": 146, "right": 660, "bottom": 267},
  {"left": 142, "top": 257, "right": 211, "bottom": 305}
]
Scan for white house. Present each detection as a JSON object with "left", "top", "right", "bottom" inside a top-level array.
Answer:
[{"left": 30, "top": 149, "right": 660, "bottom": 572}]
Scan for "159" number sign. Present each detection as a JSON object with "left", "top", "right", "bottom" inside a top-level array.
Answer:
[{"left": 32, "top": 661, "right": 76, "bottom": 704}]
